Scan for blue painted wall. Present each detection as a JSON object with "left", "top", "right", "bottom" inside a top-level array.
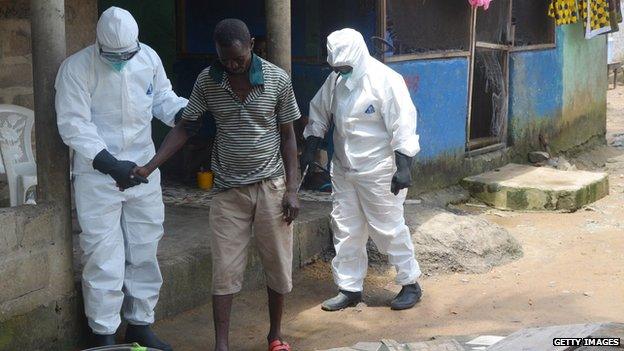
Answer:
[
  {"left": 507, "top": 29, "right": 564, "bottom": 146},
  {"left": 388, "top": 58, "right": 470, "bottom": 160},
  {"left": 509, "top": 48, "right": 563, "bottom": 122}
]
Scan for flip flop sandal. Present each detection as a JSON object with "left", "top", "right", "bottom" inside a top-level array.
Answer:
[{"left": 268, "top": 339, "right": 291, "bottom": 351}]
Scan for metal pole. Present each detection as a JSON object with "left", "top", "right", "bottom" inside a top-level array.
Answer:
[
  {"left": 30, "top": 0, "right": 70, "bottom": 204},
  {"left": 266, "top": 0, "right": 292, "bottom": 75},
  {"left": 466, "top": 6, "right": 478, "bottom": 154}
]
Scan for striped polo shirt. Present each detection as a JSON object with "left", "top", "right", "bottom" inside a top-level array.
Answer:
[{"left": 181, "top": 55, "right": 301, "bottom": 190}]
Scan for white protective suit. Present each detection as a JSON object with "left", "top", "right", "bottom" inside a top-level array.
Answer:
[
  {"left": 304, "top": 28, "right": 421, "bottom": 292},
  {"left": 55, "top": 7, "right": 187, "bottom": 334}
]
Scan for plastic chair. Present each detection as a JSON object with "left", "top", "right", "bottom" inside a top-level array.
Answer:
[
  {"left": 0, "top": 152, "right": 6, "bottom": 182},
  {"left": 0, "top": 104, "right": 37, "bottom": 206}
]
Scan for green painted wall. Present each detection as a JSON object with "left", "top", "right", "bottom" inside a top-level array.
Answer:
[{"left": 558, "top": 22, "right": 608, "bottom": 151}]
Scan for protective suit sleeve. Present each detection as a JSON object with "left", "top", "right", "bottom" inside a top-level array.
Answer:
[
  {"left": 55, "top": 60, "right": 108, "bottom": 161},
  {"left": 381, "top": 76, "right": 421, "bottom": 157},
  {"left": 151, "top": 52, "right": 188, "bottom": 127},
  {"left": 303, "top": 74, "right": 335, "bottom": 139}
]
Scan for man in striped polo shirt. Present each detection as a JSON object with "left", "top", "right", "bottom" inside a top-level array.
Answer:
[{"left": 137, "top": 19, "right": 300, "bottom": 351}]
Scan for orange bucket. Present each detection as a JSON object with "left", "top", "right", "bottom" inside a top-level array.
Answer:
[{"left": 197, "top": 170, "right": 214, "bottom": 190}]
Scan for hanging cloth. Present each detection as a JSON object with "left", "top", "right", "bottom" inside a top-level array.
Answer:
[
  {"left": 469, "top": 0, "right": 493, "bottom": 10},
  {"left": 548, "top": 0, "right": 580, "bottom": 25},
  {"left": 579, "top": 0, "right": 612, "bottom": 39}
]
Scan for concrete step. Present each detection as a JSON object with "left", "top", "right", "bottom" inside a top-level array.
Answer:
[
  {"left": 461, "top": 163, "right": 609, "bottom": 212},
  {"left": 73, "top": 200, "right": 333, "bottom": 320}
]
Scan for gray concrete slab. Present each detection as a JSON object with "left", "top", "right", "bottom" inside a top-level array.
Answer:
[{"left": 461, "top": 163, "right": 609, "bottom": 211}]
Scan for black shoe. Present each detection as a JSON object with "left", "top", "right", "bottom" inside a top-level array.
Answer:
[
  {"left": 390, "top": 283, "right": 422, "bottom": 310},
  {"left": 321, "top": 290, "right": 362, "bottom": 311},
  {"left": 91, "top": 332, "right": 116, "bottom": 347},
  {"left": 125, "top": 324, "right": 173, "bottom": 351}
]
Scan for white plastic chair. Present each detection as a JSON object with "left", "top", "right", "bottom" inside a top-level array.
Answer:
[
  {"left": 0, "top": 104, "right": 37, "bottom": 206},
  {"left": 0, "top": 152, "right": 5, "bottom": 179}
]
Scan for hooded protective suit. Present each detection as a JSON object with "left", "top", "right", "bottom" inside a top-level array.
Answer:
[
  {"left": 304, "top": 28, "right": 421, "bottom": 292},
  {"left": 55, "top": 7, "right": 187, "bottom": 334}
]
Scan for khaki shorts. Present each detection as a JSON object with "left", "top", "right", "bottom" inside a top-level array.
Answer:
[{"left": 209, "top": 177, "right": 293, "bottom": 295}]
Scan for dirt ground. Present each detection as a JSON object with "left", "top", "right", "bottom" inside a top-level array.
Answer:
[{"left": 153, "top": 88, "right": 624, "bottom": 350}]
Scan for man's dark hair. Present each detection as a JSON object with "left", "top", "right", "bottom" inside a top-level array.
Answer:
[{"left": 214, "top": 18, "right": 251, "bottom": 47}]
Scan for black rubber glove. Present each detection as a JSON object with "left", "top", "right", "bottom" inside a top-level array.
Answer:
[
  {"left": 391, "top": 151, "right": 413, "bottom": 195},
  {"left": 93, "top": 149, "right": 148, "bottom": 190},
  {"left": 300, "top": 136, "right": 323, "bottom": 174}
]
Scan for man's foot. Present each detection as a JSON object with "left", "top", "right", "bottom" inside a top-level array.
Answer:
[
  {"left": 125, "top": 324, "right": 173, "bottom": 351},
  {"left": 321, "top": 290, "right": 362, "bottom": 311},
  {"left": 91, "top": 332, "right": 116, "bottom": 347},
  {"left": 390, "top": 282, "right": 422, "bottom": 310},
  {"left": 268, "top": 339, "right": 291, "bottom": 351}
]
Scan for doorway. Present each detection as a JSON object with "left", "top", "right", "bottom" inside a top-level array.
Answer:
[{"left": 467, "top": 0, "right": 512, "bottom": 153}]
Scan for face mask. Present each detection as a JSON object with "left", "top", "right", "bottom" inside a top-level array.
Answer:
[
  {"left": 109, "top": 61, "right": 127, "bottom": 72},
  {"left": 99, "top": 41, "right": 140, "bottom": 72},
  {"left": 340, "top": 71, "right": 353, "bottom": 80}
]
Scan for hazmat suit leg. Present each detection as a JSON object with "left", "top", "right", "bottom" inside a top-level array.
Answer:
[
  {"left": 120, "top": 171, "right": 164, "bottom": 326},
  {"left": 330, "top": 164, "right": 370, "bottom": 292},
  {"left": 75, "top": 173, "right": 126, "bottom": 335},
  {"left": 355, "top": 160, "right": 421, "bottom": 286},
  {"left": 75, "top": 171, "right": 164, "bottom": 335}
]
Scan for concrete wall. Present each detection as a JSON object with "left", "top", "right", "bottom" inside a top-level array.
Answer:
[
  {"left": 0, "top": 1, "right": 97, "bottom": 350},
  {"left": 0, "top": 203, "right": 82, "bottom": 351},
  {"left": 0, "top": 0, "right": 97, "bottom": 109}
]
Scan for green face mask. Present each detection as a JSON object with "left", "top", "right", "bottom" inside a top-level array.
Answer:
[
  {"left": 340, "top": 71, "right": 353, "bottom": 80},
  {"left": 110, "top": 61, "right": 128, "bottom": 72}
]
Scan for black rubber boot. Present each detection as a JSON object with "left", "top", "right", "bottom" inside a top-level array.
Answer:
[
  {"left": 125, "top": 324, "right": 173, "bottom": 351},
  {"left": 390, "top": 283, "right": 422, "bottom": 310},
  {"left": 91, "top": 332, "right": 116, "bottom": 347},
  {"left": 321, "top": 290, "right": 362, "bottom": 311}
]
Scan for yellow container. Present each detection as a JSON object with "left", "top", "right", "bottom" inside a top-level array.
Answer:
[{"left": 197, "top": 171, "right": 214, "bottom": 190}]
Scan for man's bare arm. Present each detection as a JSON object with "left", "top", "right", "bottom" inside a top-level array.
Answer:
[
  {"left": 136, "top": 121, "right": 193, "bottom": 177},
  {"left": 280, "top": 122, "right": 300, "bottom": 224}
]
